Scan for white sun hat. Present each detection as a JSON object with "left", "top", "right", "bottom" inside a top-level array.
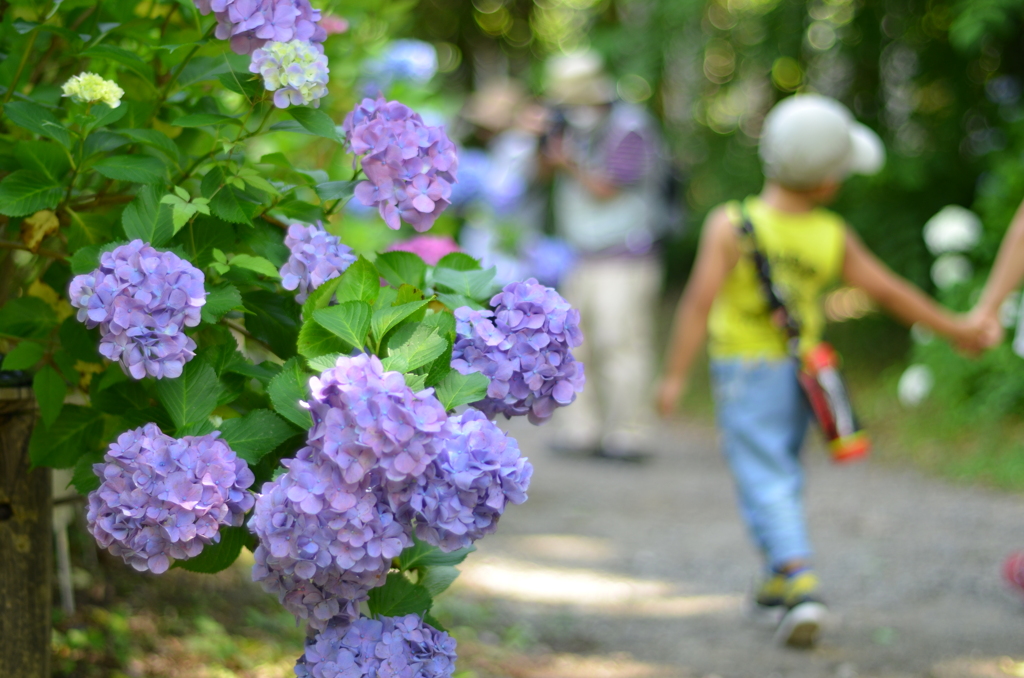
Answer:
[
  {"left": 759, "top": 94, "right": 885, "bottom": 190},
  {"left": 544, "top": 50, "right": 616, "bottom": 106}
]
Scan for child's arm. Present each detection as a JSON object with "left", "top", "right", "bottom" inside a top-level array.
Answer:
[
  {"left": 971, "top": 198, "right": 1024, "bottom": 338},
  {"left": 842, "top": 229, "right": 988, "bottom": 350},
  {"left": 657, "top": 206, "right": 740, "bottom": 417}
]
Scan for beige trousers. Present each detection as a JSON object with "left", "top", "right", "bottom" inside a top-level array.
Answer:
[{"left": 556, "top": 255, "right": 661, "bottom": 452}]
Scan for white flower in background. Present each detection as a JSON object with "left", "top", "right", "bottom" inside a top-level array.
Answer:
[
  {"left": 61, "top": 72, "right": 124, "bottom": 108},
  {"left": 931, "top": 253, "right": 973, "bottom": 289},
  {"left": 1000, "top": 291, "right": 1021, "bottom": 328},
  {"left": 910, "top": 322, "right": 935, "bottom": 345},
  {"left": 898, "top": 364, "right": 934, "bottom": 408},
  {"left": 923, "top": 205, "right": 982, "bottom": 255}
]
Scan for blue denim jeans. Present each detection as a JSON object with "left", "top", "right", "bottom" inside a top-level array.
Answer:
[{"left": 710, "top": 358, "right": 812, "bottom": 570}]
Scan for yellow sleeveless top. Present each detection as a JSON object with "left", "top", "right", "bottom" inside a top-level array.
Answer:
[{"left": 707, "top": 197, "right": 846, "bottom": 359}]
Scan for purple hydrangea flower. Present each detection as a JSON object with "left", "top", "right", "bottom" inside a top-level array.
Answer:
[
  {"left": 194, "top": 0, "right": 326, "bottom": 55},
  {"left": 249, "top": 446, "right": 408, "bottom": 629},
  {"left": 86, "top": 424, "right": 255, "bottom": 574},
  {"left": 362, "top": 39, "right": 438, "bottom": 93},
  {"left": 390, "top": 409, "right": 532, "bottom": 552},
  {"left": 342, "top": 97, "right": 458, "bottom": 232},
  {"left": 519, "top": 236, "right": 577, "bottom": 289},
  {"left": 250, "top": 39, "right": 330, "bottom": 109},
  {"left": 295, "top": 614, "right": 457, "bottom": 678},
  {"left": 68, "top": 240, "right": 206, "bottom": 380},
  {"left": 305, "top": 354, "right": 449, "bottom": 485},
  {"left": 451, "top": 278, "right": 585, "bottom": 424},
  {"left": 280, "top": 221, "right": 357, "bottom": 303}
]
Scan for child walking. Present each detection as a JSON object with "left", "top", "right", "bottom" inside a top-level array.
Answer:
[{"left": 657, "top": 94, "right": 992, "bottom": 648}]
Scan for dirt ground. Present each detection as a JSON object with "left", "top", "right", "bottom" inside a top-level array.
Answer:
[{"left": 448, "top": 416, "right": 1024, "bottom": 678}]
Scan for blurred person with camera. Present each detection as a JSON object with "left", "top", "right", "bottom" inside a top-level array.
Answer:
[{"left": 542, "top": 50, "right": 670, "bottom": 462}]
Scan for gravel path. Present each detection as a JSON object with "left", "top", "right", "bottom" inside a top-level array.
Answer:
[{"left": 450, "top": 416, "right": 1024, "bottom": 678}]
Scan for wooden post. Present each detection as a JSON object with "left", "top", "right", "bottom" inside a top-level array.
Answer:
[{"left": 0, "top": 387, "right": 51, "bottom": 678}]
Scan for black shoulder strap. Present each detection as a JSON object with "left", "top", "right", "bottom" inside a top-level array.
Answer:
[{"left": 736, "top": 204, "right": 802, "bottom": 342}]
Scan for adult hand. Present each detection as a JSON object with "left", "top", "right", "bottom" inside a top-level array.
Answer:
[{"left": 956, "top": 309, "right": 1004, "bottom": 355}]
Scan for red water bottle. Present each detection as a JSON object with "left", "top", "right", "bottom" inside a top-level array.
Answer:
[{"left": 798, "top": 343, "right": 871, "bottom": 463}]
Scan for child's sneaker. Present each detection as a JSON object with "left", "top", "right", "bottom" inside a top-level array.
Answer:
[
  {"left": 747, "top": 572, "right": 788, "bottom": 625},
  {"left": 773, "top": 570, "right": 828, "bottom": 649}
]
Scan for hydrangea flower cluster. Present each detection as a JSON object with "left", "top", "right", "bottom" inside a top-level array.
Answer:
[
  {"left": 68, "top": 240, "right": 207, "bottom": 380},
  {"left": 250, "top": 39, "right": 330, "bottom": 108},
  {"left": 306, "top": 354, "right": 449, "bottom": 485},
  {"left": 451, "top": 278, "right": 585, "bottom": 424},
  {"left": 61, "top": 72, "right": 124, "bottom": 108},
  {"left": 295, "top": 614, "right": 457, "bottom": 678},
  {"left": 394, "top": 410, "right": 533, "bottom": 552},
  {"left": 343, "top": 97, "right": 459, "bottom": 232},
  {"left": 280, "top": 221, "right": 356, "bottom": 303},
  {"left": 249, "top": 447, "right": 406, "bottom": 629},
  {"left": 363, "top": 39, "right": 438, "bottom": 92},
  {"left": 86, "top": 424, "right": 255, "bottom": 574},
  {"left": 520, "top": 236, "right": 577, "bottom": 288},
  {"left": 194, "top": 0, "right": 326, "bottom": 55},
  {"left": 385, "top": 235, "right": 460, "bottom": 266}
]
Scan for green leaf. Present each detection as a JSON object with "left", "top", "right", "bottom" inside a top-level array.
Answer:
[
  {"left": 53, "top": 350, "right": 78, "bottom": 385},
  {"left": 91, "top": 103, "right": 128, "bottom": 129},
  {"left": 218, "top": 409, "right": 296, "bottom": 465},
  {"left": 175, "top": 526, "right": 249, "bottom": 574},
  {"left": 0, "top": 296, "right": 58, "bottom": 338},
  {"left": 211, "top": 184, "right": 260, "bottom": 225},
  {"left": 421, "top": 309, "right": 456, "bottom": 342},
  {"left": 155, "top": 360, "right": 224, "bottom": 430},
  {"left": 59, "top": 317, "right": 101, "bottom": 362},
  {"left": 3, "top": 101, "right": 71, "bottom": 148},
  {"left": 373, "top": 286, "right": 399, "bottom": 311},
  {"left": 14, "top": 140, "right": 70, "bottom": 182},
  {"left": 33, "top": 365, "right": 66, "bottom": 428},
  {"left": 315, "top": 180, "right": 357, "bottom": 202},
  {"left": 243, "top": 290, "right": 300, "bottom": 359},
  {"left": 71, "top": 450, "right": 105, "bottom": 494},
  {"left": 0, "top": 170, "right": 63, "bottom": 216},
  {"left": 90, "top": 380, "right": 149, "bottom": 416},
  {"left": 435, "top": 252, "right": 482, "bottom": 271},
  {"left": 376, "top": 251, "right": 427, "bottom": 289},
  {"left": 307, "top": 353, "right": 343, "bottom": 372},
  {"left": 298, "top": 321, "right": 350, "bottom": 360},
  {"left": 217, "top": 71, "right": 263, "bottom": 99},
  {"left": 68, "top": 241, "right": 127, "bottom": 275},
  {"left": 92, "top": 155, "right": 167, "bottom": 185},
  {"left": 178, "top": 55, "right": 245, "bottom": 88},
  {"left": 313, "top": 301, "right": 372, "bottom": 350},
  {"left": 201, "top": 282, "right": 243, "bottom": 323},
  {"left": 432, "top": 267, "right": 498, "bottom": 302},
  {"left": 172, "top": 113, "right": 243, "bottom": 128},
  {"left": 370, "top": 300, "right": 431, "bottom": 346},
  {"left": 398, "top": 537, "right": 475, "bottom": 570},
  {"left": 1, "top": 342, "right": 44, "bottom": 370},
  {"left": 28, "top": 405, "right": 104, "bottom": 469},
  {"left": 384, "top": 325, "right": 447, "bottom": 372},
  {"left": 267, "top": 357, "right": 313, "bottom": 429},
  {"left": 122, "top": 185, "right": 174, "bottom": 246},
  {"left": 230, "top": 254, "right": 281, "bottom": 279},
  {"left": 434, "top": 370, "right": 489, "bottom": 411},
  {"left": 422, "top": 342, "right": 452, "bottom": 388},
  {"left": 117, "top": 129, "right": 180, "bottom": 161},
  {"left": 272, "top": 198, "right": 323, "bottom": 223},
  {"left": 288, "top": 107, "right": 342, "bottom": 142},
  {"left": 367, "top": 572, "right": 432, "bottom": 618},
  {"left": 436, "top": 292, "right": 485, "bottom": 312},
  {"left": 81, "top": 44, "right": 155, "bottom": 83},
  {"left": 420, "top": 565, "right": 461, "bottom": 598},
  {"left": 301, "top": 276, "right": 343, "bottom": 318},
  {"left": 403, "top": 373, "right": 427, "bottom": 390},
  {"left": 335, "top": 256, "right": 380, "bottom": 304}
]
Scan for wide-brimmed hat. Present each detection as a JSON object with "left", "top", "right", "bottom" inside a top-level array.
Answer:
[
  {"left": 759, "top": 94, "right": 885, "bottom": 190},
  {"left": 461, "top": 79, "right": 528, "bottom": 132},
  {"left": 543, "top": 50, "right": 616, "bottom": 106}
]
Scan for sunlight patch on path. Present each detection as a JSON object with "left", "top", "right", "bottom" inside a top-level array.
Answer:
[
  {"left": 930, "top": 656, "right": 1024, "bottom": 678},
  {"left": 521, "top": 652, "right": 692, "bottom": 678},
  {"left": 455, "top": 555, "right": 741, "bottom": 617},
  {"left": 504, "top": 534, "right": 617, "bottom": 564}
]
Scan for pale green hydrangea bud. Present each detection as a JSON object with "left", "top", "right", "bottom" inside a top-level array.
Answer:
[
  {"left": 61, "top": 72, "right": 124, "bottom": 108},
  {"left": 249, "top": 40, "right": 329, "bottom": 108}
]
